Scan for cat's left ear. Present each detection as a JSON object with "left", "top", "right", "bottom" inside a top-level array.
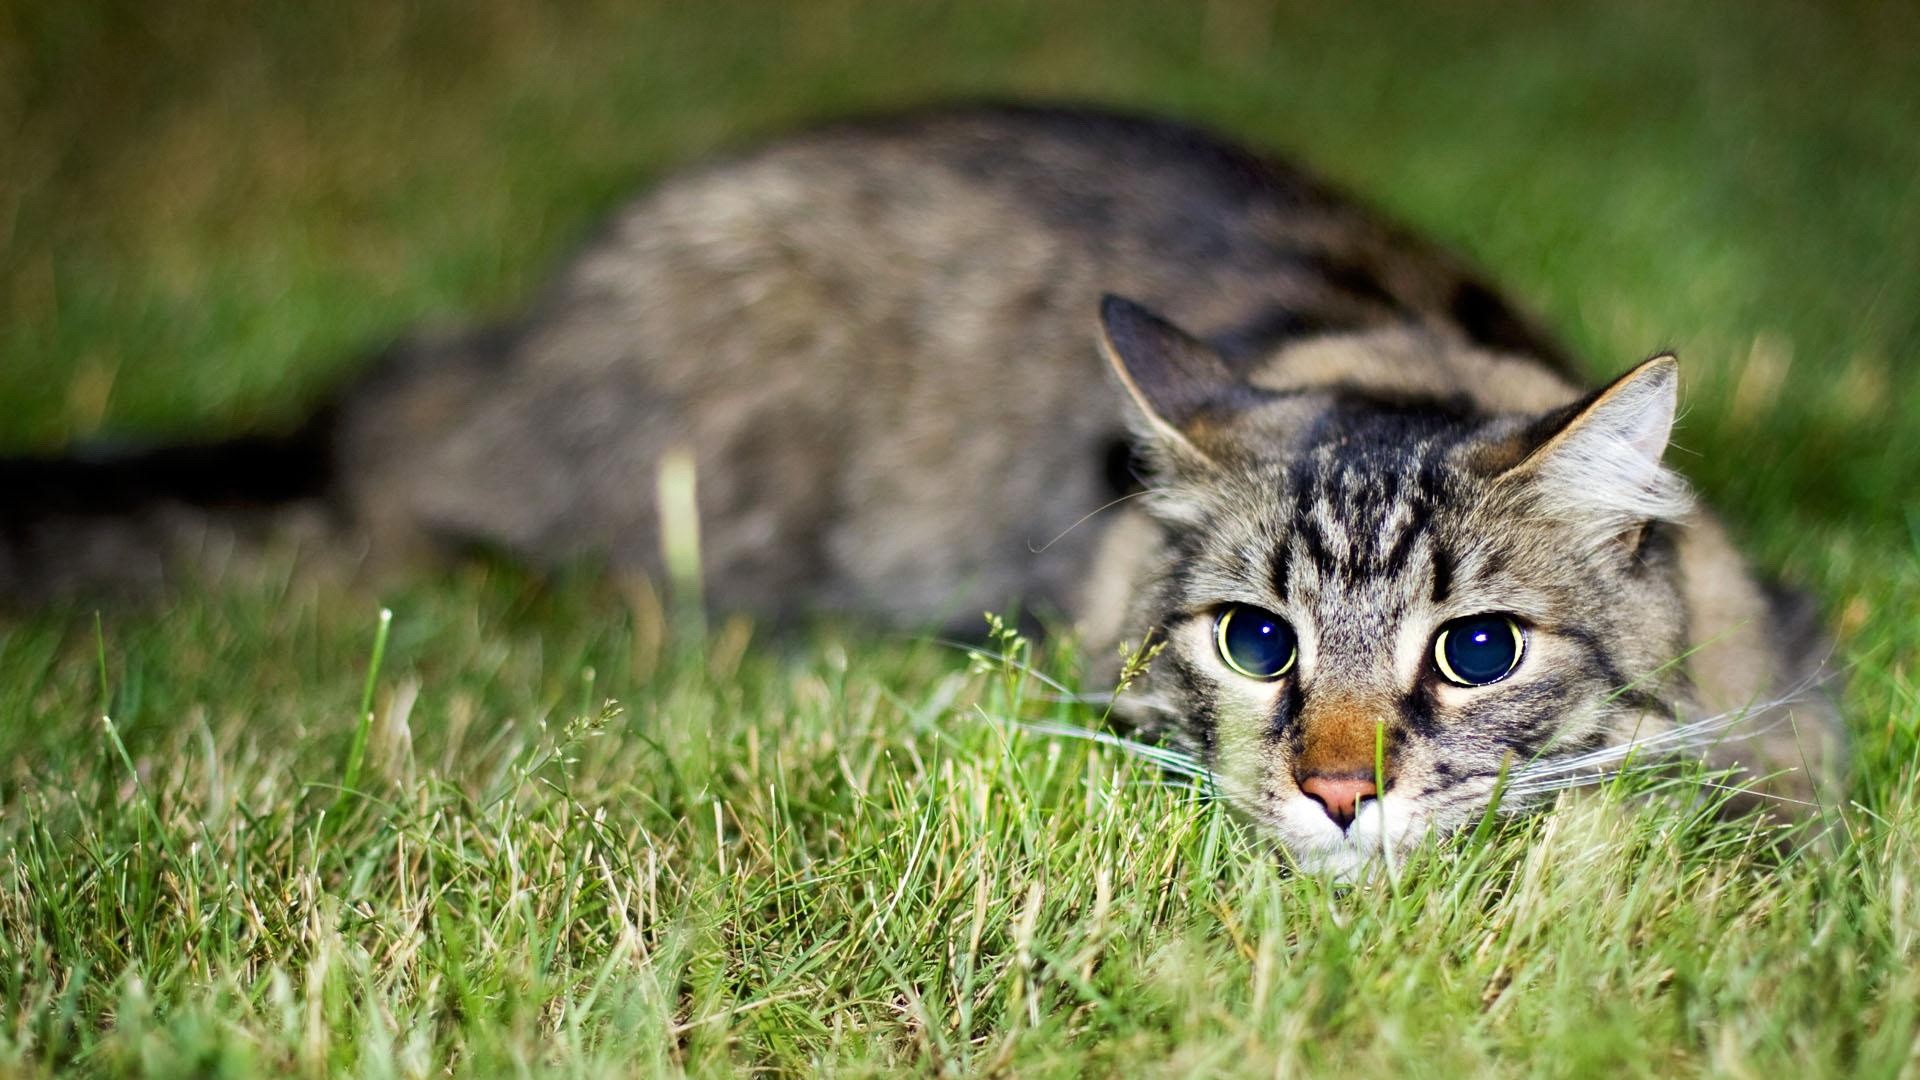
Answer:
[
  {"left": 1097, "top": 295, "right": 1245, "bottom": 467},
  {"left": 1497, "top": 354, "right": 1693, "bottom": 534}
]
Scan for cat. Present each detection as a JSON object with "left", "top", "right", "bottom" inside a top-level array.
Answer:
[{"left": 0, "top": 104, "right": 1844, "bottom": 873}]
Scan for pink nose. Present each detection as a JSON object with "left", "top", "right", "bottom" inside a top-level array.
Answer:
[{"left": 1299, "top": 775, "right": 1378, "bottom": 830}]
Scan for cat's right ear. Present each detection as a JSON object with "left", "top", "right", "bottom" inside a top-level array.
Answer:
[
  {"left": 1096, "top": 295, "right": 1239, "bottom": 467},
  {"left": 1494, "top": 354, "right": 1693, "bottom": 542}
]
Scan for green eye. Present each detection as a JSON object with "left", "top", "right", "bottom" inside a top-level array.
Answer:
[
  {"left": 1214, "top": 604, "right": 1298, "bottom": 680},
  {"left": 1433, "top": 615, "right": 1526, "bottom": 686}
]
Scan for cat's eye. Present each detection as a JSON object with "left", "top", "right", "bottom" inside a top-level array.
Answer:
[
  {"left": 1214, "top": 604, "right": 1297, "bottom": 680},
  {"left": 1432, "top": 615, "right": 1526, "bottom": 687}
]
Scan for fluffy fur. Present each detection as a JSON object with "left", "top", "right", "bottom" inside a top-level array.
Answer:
[{"left": 1094, "top": 308, "right": 1840, "bottom": 873}]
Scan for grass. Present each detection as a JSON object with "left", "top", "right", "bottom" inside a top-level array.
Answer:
[{"left": 2, "top": 0, "right": 1918, "bottom": 1075}]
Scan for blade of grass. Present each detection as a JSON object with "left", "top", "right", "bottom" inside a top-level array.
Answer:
[{"left": 329, "top": 606, "right": 393, "bottom": 826}]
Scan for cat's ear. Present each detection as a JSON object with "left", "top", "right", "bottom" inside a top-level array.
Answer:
[
  {"left": 1498, "top": 354, "right": 1692, "bottom": 534},
  {"left": 1097, "top": 295, "right": 1241, "bottom": 466}
]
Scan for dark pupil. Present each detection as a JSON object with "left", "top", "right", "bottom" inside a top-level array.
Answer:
[
  {"left": 1225, "top": 608, "right": 1294, "bottom": 676},
  {"left": 1445, "top": 617, "right": 1517, "bottom": 684}
]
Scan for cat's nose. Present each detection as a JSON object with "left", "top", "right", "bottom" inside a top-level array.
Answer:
[{"left": 1298, "top": 775, "right": 1378, "bottom": 830}]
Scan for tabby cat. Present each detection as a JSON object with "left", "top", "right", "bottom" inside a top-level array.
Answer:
[{"left": 0, "top": 105, "right": 1843, "bottom": 873}]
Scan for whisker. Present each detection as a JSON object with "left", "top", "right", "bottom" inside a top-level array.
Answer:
[
  {"left": 1021, "top": 722, "right": 1198, "bottom": 764},
  {"left": 1507, "top": 753, "right": 1742, "bottom": 794},
  {"left": 1511, "top": 721, "right": 1733, "bottom": 780},
  {"left": 1037, "top": 690, "right": 1115, "bottom": 706},
  {"left": 1016, "top": 720, "right": 1211, "bottom": 778},
  {"left": 1503, "top": 772, "right": 1823, "bottom": 812},
  {"left": 1507, "top": 753, "right": 1708, "bottom": 793},
  {"left": 1671, "top": 779, "right": 1824, "bottom": 809},
  {"left": 1531, "top": 708, "right": 1758, "bottom": 767},
  {"left": 1026, "top": 489, "right": 1154, "bottom": 554},
  {"left": 1510, "top": 673, "right": 1829, "bottom": 785}
]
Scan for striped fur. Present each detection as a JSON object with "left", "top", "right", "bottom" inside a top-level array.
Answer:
[{"left": 1096, "top": 317, "right": 1843, "bottom": 875}]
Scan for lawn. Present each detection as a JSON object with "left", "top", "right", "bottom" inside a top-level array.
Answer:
[{"left": 2, "top": 1, "right": 1918, "bottom": 1076}]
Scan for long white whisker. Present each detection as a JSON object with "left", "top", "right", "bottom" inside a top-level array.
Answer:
[
  {"left": 1026, "top": 489, "right": 1154, "bottom": 554},
  {"left": 1512, "top": 717, "right": 1741, "bottom": 779},
  {"left": 1504, "top": 772, "right": 1824, "bottom": 811},
  {"left": 1651, "top": 778, "right": 1823, "bottom": 808},
  {"left": 1538, "top": 706, "right": 1762, "bottom": 766},
  {"left": 1510, "top": 672, "right": 1828, "bottom": 785},
  {"left": 1015, "top": 720, "right": 1212, "bottom": 778},
  {"left": 1037, "top": 690, "right": 1115, "bottom": 706},
  {"left": 1508, "top": 749, "right": 1779, "bottom": 796}
]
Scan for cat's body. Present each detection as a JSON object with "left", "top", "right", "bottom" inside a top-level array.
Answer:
[
  {"left": 0, "top": 105, "right": 1843, "bottom": 871},
  {"left": 334, "top": 106, "right": 1578, "bottom": 628}
]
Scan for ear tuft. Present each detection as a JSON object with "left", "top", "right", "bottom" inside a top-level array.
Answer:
[
  {"left": 1501, "top": 354, "right": 1692, "bottom": 536},
  {"left": 1097, "top": 295, "right": 1239, "bottom": 463}
]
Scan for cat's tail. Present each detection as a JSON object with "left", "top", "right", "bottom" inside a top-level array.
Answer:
[{"left": 0, "top": 409, "right": 341, "bottom": 602}]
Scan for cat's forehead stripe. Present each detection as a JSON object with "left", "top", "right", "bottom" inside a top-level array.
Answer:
[
  {"left": 1430, "top": 547, "right": 1455, "bottom": 604},
  {"left": 1273, "top": 436, "right": 1455, "bottom": 590}
]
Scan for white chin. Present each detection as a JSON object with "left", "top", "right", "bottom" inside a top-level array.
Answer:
[{"left": 1274, "top": 795, "right": 1415, "bottom": 880}]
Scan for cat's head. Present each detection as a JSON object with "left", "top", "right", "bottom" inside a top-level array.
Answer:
[{"left": 1097, "top": 295, "right": 1695, "bottom": 877}]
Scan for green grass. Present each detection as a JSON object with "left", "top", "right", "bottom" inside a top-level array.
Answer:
[{"left": 3, "top": 1, "right": 1919, "bottom": 1075}]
